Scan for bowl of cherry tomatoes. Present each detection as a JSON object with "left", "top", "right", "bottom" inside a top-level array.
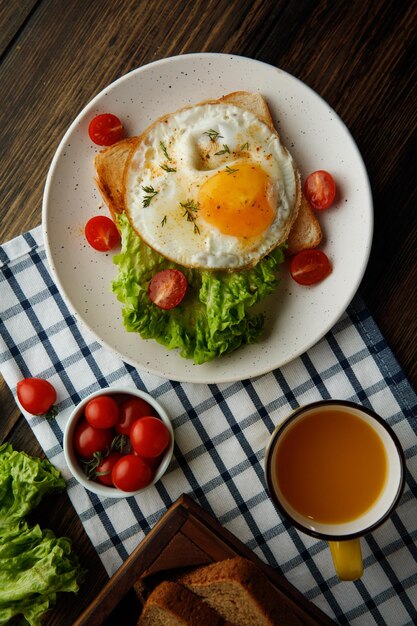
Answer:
[{"left": 63, "top": 387, "right": 174, "bottom": 497}]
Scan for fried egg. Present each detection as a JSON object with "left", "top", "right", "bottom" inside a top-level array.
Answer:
[{"left": 124, "top": 101, "right": 300, "bottom": 269}]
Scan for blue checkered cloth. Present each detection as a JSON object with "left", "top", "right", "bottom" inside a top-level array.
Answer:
[{"left": 1, "top": 226, "right": 417, "bottom": 626}]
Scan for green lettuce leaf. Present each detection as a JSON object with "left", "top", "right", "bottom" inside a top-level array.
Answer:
[
  {"left": 0, "top": 443, "right": 85, "bottom": 626},
  {"left": 0, "top": 443, "right": 64, "bottom": 528},
  {"left": 112, "top": 214, "right": 285, "bottom": 364}
]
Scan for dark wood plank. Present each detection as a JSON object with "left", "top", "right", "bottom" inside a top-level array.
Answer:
[{"left": 0, "top": 0, "right": 38, "bottom": 56}]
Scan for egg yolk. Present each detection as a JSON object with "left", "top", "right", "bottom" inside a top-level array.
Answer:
[{"left": 198, "top": 163, "right": 275, "bottom": 238}]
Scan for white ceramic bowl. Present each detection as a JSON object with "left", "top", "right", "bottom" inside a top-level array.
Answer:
[{"left": 63, "top": 386, "right": 174, "bottom": 497}]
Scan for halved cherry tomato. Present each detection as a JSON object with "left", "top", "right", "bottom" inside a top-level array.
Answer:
[
  {"left": 304, "top": 170, "right": 336, "bottom": 210},
  {"left": 74, "top": 419, "right": 114, "bottom": 458},
  {"left": 148, "top": 269, "right": 188, "bottom": 310},
  {"left": 111, "top": 454, "right": 153, "bottom": 491},
  {"left": 130, "top": 416, "right": 170, "bottom": 458},
  {"left": 290, "top": 249, "right": 332, "bottom": 285},
  {"left": 17, "top": 378, "right": 57, "bottom": 417},
  {"left": 95, "top": 452, "right": 122, "bottom": 486},
  {"left": 85, "top": 395, "right": 119, "bottom": 429},
  {"left": 115, "top": 397, "right": 157, "bottom": 435},
  {"left": 88, "top": 113, "right": 124, "bottom": 146},
  {"left": 85, "top": 215, "right": 120, "bottom": 252}
]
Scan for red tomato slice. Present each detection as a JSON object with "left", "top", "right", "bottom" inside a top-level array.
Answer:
[
  {"left": 17, "top": 378, "right": 57, "bottom": 416},
  {"left": 130, "top": 416, "right": 170, "bottom": 458},
  {"left": 148, "top": 269, "right": 188, "bottom": 310},
  {"left": 88, "top": 113, "right": 124, "bottom": 146},
  {"left": 290, "top": 249, "right": 332, "bottom": 285},
  {"left": 74, "top": 419, "right": 114, "bottom": 458},
  {"left": 85, "top": 215, "right": 120, "bottom": 252},
  {"left": 111, "top": 454, "right": 153, "bottom": 491},
  {"left": 85, "top": 395, "right": 120, "bottom": 429},
  {"left": 304, "top": 170, "right": 336, "bottom": 210},
  {"left": 115, "top": 397, "right": 157, "bottom": 435}
]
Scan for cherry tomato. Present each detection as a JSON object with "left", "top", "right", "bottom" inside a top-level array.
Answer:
[
  {"left": 130, "top": 417, "right": 170, "bottom": 458},
  {"left": 133, "top": 450, "right": 165, "bottom": 472},
  {"left": 148, "top": 269, "right": 188, "bottom": 310},
  {"left": 88, "top": 113, "right": 124, "bottom": 146},
  {"left": 85, "top": 215, "right": 120, "bottom": 252},
  {"left": 115, "top": 397, "right": 157, "bottom": 435},
  {"left": 17, "top": 378, "right": 57, "bottom": 417},
  {"left": 304, "top": 170, "right": 336, "bottom": 210},
  {"left": 95, "top": 452, "right": 122, "bottom": 486},
  {"left": 111, "top": 454, "right": 153, "bottom": 492},
  {"left": 290, "top": 249, "right": 332, "bottom": 285},
  {"left": 85, "top": 395, "right": 119, "bottom": 429},
  {"left": 74, "top": 419, "right": 114, "bottom": 458}
]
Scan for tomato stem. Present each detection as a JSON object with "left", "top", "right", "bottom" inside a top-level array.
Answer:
[{"left": 43, "top": 405, "right": 58, "bottom": 420}]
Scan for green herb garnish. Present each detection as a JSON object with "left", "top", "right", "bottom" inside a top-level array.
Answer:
[
  {"left": 204, "top": 129, "right": 223, "bottom": 142},
  {"left": 142, "top": 185, "right": 159, "bottom": 207},
  {"left": 180, "top": 200, "right": 200, "bottom": 234},
  {"left": 225, "top": 165, "right": 239, "bottom": 175},
  {"left": 160, "top": 141, "right": 172, "bottom": 162},
  {"left": 215, "top": 144, "right": 230, "bottom": 155},
  {"left": 241, "top": 141, "right": 249, "bottom": 150},
  {"left": 160, "top": 163, "right": 177, "bottom": 173}
]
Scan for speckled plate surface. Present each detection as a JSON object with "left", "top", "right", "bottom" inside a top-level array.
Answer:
[{"left": 42, "top": 53, "right": 373, "bottom": 384}]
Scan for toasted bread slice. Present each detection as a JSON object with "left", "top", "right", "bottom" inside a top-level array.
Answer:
[
  {"left": 94, "top": 92, "right": 321, "bottom": 254},
  {"left": 220, "top": 90, "right": 274, "bottom": 128},
  {"left": 94, "top": 136, "right": 137, "bottom": 221},
  {"left": 286, "top": 192, "right": 322, "bottom": 254},
  {"left": 137, "top": 580, "right": 226, "bottom": 626},
  {"left": 179, "top": 557, "right": 286, "bottom": 626}
]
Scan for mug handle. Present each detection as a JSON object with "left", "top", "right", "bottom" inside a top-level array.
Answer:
[{"left": 329, "top": 539, "right": 363, "bottom": 581}]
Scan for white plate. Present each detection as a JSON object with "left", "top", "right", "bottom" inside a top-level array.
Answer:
[{"left": 42, "top": 53, "right": 373, "bottom": 384}]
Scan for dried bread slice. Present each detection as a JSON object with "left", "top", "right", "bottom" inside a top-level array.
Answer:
[
  {"left": 179, "top": 556, "right": 287, "bottom": 626},
  {"left": 93, "top": 91, "right": 321, "bottom": 254},
  {"left": 137, "top": 580, "right": 227, "bottom": 625}
]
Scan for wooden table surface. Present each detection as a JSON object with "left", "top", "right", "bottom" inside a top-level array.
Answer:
[{"left": 1, "top": 0, "right": 416, "bottom": 623}]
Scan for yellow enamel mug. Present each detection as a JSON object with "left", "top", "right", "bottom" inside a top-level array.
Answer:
[{"left": 264, "top": 401, "right": 405, "bottom": 581}]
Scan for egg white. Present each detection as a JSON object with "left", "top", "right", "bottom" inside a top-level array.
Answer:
[{"left": 124, "top": 102, "right": 299, "bottom": 269}]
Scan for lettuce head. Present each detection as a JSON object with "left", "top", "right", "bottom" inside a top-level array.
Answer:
[{"left": 0, "top": 443, "right": 85, "bottom": 626}]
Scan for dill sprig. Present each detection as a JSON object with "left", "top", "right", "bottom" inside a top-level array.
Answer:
[
  {"left": 142, "top": 185, "right": 159, "bottom": 207},
  {"left": 225, "top": 165, "right": 239, "bottom": 175},
  {"left": 241, "top": 141, "right": 249, "bottom": 150},
  {"left": 161, "top": 215, "right": 167, "bottom": 226},
  {"left": 204, "top": 129, "right": 223, "bottom": 142},
  {"left": 160, "top": 163, "right": 177, "bottom": 173},
  {"left": 215, "top": 144, "right": 230, "bottom": 155},
  {"left": 160, "top": 141, "right": 172, "bottom": 162},
  {"left": 180, "top": 200, "right": 200, "bottom": 234}
]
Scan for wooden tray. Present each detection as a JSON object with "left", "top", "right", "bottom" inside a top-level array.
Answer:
[{"left": 74, "top": 494, "right": 334, "bottom": 625}]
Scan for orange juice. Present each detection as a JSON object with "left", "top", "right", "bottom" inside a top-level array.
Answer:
[{"left": 275, "top": 409, "right": 388, "bottom": 524}]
